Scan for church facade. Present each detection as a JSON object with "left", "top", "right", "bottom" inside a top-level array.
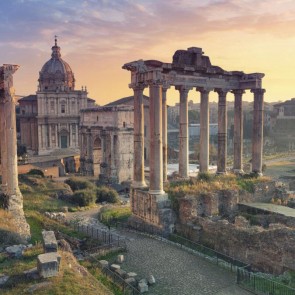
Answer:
[{"left": 19, "top": 38, "right": 95, "bottom": 155}]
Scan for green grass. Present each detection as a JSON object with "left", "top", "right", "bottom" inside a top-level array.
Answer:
[{"left": 99, "top": 206, "right": 131, "bottom": 226}]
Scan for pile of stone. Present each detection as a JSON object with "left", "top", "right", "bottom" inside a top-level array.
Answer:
[
  {"left": 37, "top": 230, "right": 61, "bottom": 278},
  {"left": 99, "top": 254, "right": 155, "bottom": 293},
  {"left": 44, "top": 211, "right": 66, "bottom": 223},
  {"left": 4, "top": 243, "right": 33, "bottom": 258}
]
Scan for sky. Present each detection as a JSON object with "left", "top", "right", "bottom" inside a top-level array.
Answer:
[{"left": 1, "top": 0, "right": 295, "bottom": 105}]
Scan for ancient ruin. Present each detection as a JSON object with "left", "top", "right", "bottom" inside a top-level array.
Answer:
[
  {"left": 80, "top": 105, "right": 134, "bottom": 183},
  {"left": 123, "top": 47, "right": 265, "bottom": 234},
  {"left": 0, "top": 64, "right": 30, "bottom": 240}
]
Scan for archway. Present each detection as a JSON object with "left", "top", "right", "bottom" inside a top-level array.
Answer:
[{"left": 93, "top": 136, "right": 102, "bottom": 176}]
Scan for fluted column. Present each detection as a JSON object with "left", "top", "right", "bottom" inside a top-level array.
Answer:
[
  {"left": 149, "top": 81, "right": 164, "bottom": 194},
  {"left": 232, "top": 89, "right": 245, "bottom": 173},
  {"left": 251, "top": 88, "right": 265, "bottom": 175},
  {"left": 216, "top": 89, "right": 228, "bottom": 174},
  {"left": 176, "top": 85, "right": 191, "bottom": 178},
  {"left": 197, "top": 88, "right": 211, "bottom": 173},
  {"left": 132, "top": 83, "right": 147, "bottom": 188},
  {"left": 162, "top": 84, "right": 169, "bottom": 182}
]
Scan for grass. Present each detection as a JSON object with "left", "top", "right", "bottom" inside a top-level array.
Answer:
[{"left": 99, "top": 206, "right": 131, "bottom": 226}]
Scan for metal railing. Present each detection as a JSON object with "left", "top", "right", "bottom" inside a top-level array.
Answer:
[
  {"left": 87, "top": 254, "right": 140, "bottom": 295},
  {"left": 237, "top": 267, "right": 295, "bottom": 295},
  {"left": 168, "top": 233, "right": 249, "bottom": 273},
  {"left": 71, "top": 221, "right": 127, "bottom": 249}
]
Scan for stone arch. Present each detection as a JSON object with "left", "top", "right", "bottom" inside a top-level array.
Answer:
[{"left": 93, "top": 136, "right": 102, "bottom": 176}]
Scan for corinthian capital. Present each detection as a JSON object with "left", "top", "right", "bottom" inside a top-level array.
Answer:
[
  {"left": 0, "top": 64, "right": 19, "bottom": 104},
  {"left": 129, "top": 82, "right": 147, "bottom": 91},
  {"left": 175, "top": 85, "right": 192, "bottom": 94},
  {"left": 251, "top": 88, "right": 266, "bottom": 95}
]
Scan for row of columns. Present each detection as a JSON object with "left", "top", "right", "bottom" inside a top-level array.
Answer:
[{"left": 132, "top": 81, "right": 265, "bottom": 194}]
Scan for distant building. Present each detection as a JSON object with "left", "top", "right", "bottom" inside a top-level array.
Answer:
[
  {"left": 18, "top": 39, "right": 95, "bottom": 155},
  {"left": 273, "top": 98, "right": 295, "bottom": 119},
  {"left": 80, "top": 105, "right": 134, "bottom": 183}
]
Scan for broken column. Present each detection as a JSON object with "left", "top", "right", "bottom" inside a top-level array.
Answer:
[{"left": 0, "top": 64, "right": 30, "bottom": 240}]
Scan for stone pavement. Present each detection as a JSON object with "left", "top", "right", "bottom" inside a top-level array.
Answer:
[{"left": 120, "top": 231, "right": 252, "bottom": 295}]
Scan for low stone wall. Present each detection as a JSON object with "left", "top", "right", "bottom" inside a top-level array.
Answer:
[
  {"left": 129, "top": 188, "right": 176, "bottom": 236},
  {"left": 176, "top": 217, "right": 295, "bottom": 274}
]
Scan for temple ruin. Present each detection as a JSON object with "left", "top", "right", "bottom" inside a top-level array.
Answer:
[
  {"left": 123, "top": 47, "right": 265, "bottom": 234},
  {"left": 0, "top": 64, "right": 30, "bottom": 240}
]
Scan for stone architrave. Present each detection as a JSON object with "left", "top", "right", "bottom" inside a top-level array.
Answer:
[
  {"left": 251, "top": 88, "right": 265, "bottom": 174},
  {"left": 0, "top": 64, "right": 30, "bottom": 240},
  {"left": 216, "top": 89, "right": 228, "bottom": 174},
  {"left": 176, "top": 85, "right": 191, "bottom": 178},
  {"left": 132, "top": 83, "right": 147, "bottom": 188},
  {"left": 232, "top": 89, "right": 245, "bottom": 173},
  {"left": 197, "top": 88, "right": 211, "bottom": 173}
]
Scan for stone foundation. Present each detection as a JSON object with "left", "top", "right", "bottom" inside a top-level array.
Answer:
[{"left": 128, "top": 188, "right": 176, "bottom": 236}]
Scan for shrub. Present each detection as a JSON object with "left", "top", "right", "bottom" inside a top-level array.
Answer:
[
  {"left": 96, "top": 186, "right": 120, "bottom": 204},
  {"left": 71, "top": 189, "right": 96, "bottom": 207},
  {"left": 197, "top": 172, "right": 212, "bottom": 182},
  {"left": 65, "top": 177, "right": 95, "bottom": 192},
  {"left": 27, "top": 169, "right": 44, "bottom": 177}
]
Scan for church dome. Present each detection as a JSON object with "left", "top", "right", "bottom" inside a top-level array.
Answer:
[{"left": 38, "top": 38, "right": 75, "bottom": 91}]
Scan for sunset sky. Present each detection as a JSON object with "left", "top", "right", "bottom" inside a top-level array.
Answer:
[{"left": 1, "top": 0, "right": 295, "bottom": 105}]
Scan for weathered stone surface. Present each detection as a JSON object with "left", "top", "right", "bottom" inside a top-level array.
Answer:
[
  {"left": 127, "top": 272, "right": 137, "bottom": 279},
  {"left": 116, "top": 254, "right": 124, "bottom": 264},
  {"left": 124, "top": 277, "right": 137, "bottom": 286},
  {"left": 234, "top": 216, "right": 249, "bottom": 227},
  {"left": 147, "top": 274, "right": 156, "bottom": 285},
  {"left": 5, "top": 244, "right": 27, "bottom": 257},
  {"left": 138, "top": 281, "right": 148, "bottom": 293},
  {"left": 110, "top": 264, "right": 120, "bottom": 271},
  {"left": 99, "top": 260, "right": 109, "bottom": 268},
  {"left": 0, "top": 275, "right": 9, "bottom": 286},
  {"left": 42, "top": 230, "right": 58, "bottom": 253},
  {"left": 115, "top": 268, "right": 126, "bottom": 278},
  {"left": 23, "top": 267, "right": 39, "bottom": 279},
  {"left": 37, "top": 252, "right": 61, "bottom": 278}
]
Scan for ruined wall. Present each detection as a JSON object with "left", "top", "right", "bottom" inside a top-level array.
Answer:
[{"left": 177, "top": 217, "right": 295, "bottom": 274}]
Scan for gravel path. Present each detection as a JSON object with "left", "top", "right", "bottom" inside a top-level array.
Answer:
[{"left": 120, "top": 231, "right": 252, "bottom": 295}]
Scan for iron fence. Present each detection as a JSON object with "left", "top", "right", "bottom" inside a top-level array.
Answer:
[
  {"left": 87, "top": 255, "right": 140, "bottom": 295},
  {"left": 71, "top": 221, "right": 127, "bottom": 249},
  {"left": 237, "top": 267, "right": 295, "bottom": 295}
]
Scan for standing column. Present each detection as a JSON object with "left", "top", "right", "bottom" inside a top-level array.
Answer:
[
  {"left": 176, "top": 86, "right": 191, "bottom": 178},
  {"left": 49, "top": 124, "right": 52, "bottom": 148},
  {"left": 216, "top": 89, "right": 228, "bottom": 174},
  {"left": 162, "top": 85, "right": 169, "bottom": 182},
  {"left": 0, "top": 101, "right": 8, "bottom": 193},
  {"left": 251, "top": 88, "right": 265, "bottom": 175},
  {"left": 55, "top": 124, "right": 58, "bottom": 147},
  {"left": 197, "top": 88, "right": 211, "bottom": 173},
  {"left": 132, "top": 83, "right": 147, "bottom": 188},
  {"left": 69, "top": 124, "right": 73, "bottom": 147},
  {"left": 232, "top": 90, "right": 245, "bottom": 173},
  {"left": 149, "top": 81, "right": 164, "bottom": 194}
]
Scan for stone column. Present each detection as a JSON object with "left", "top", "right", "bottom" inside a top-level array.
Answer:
[
  {"left": 0, "top": 64, "right": 30, "bottom": 240},
  {"left": 49, "top": 124, "right": 52, "bottom": 148},
  {"left": 55, "top": 124, "right": 58, "bottom": 147},
  {"left": 216, "top": 89, "right": 228, "bottom": 174},
  {"left": 232, "top": 89, "right": 245, "bottom": 173},
  {"left": 149, "top": 81, "right": 164, "bottom": 194},
  {"left": 131, "top": 83, "right": 147, "bottom": 188},
  {"left": 176, "top": 85, "right": 191, "bottom": 178},
  {"left": 69, "top": 124, "right": 73, "bottom": 147},
  {"left": 251, "top": 88, "right": 265, "bottom": 175},
  {"left": 197, "top": 88, "right": 211, "bottom": 173},
  {"left": 0, "top": 100, "right": 8, "bottom": 193},
  {"left": 162, "top": 85, "right": 169, "bottom": 182}
]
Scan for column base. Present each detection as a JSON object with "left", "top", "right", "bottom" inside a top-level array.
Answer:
[
  {"left": 132, "top": 181, "right": 147, "bottom": 189},
  {"left": 252, "top": 171, "right": 263, "bottom": 177},
  {"left": 233, "top": 169, "right": 244, "bottom": 175},
  {"left": 148, "top": 189, "right": 165, "bottom": 195}
]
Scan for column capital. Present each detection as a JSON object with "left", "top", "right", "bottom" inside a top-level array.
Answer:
[
  {"left": 162, "top": 81, "right": 170, "bottom": 91},
  {"left": 250, "top": 88, "right": 266, "bottom": 95},
  {"left": 196, "top": 87, "right": 212, "bottom": 94},
  {"left": 0, "top": 64, "right": 19, "bottom": 104},
  {"left": 146, "top": 79, "right": 163, "bottom": 87},
  {"left": 214, "top": 88, "right": 229, "bottom": 96},
  {"left": 129, "top": 82, "right": 147, "bottom": 91},
  {"left": 231, "top": 89, "right": 245, "bottom": 95},
  {"left": 175, "top": 85, "right": 192, "bottom": 94}
]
